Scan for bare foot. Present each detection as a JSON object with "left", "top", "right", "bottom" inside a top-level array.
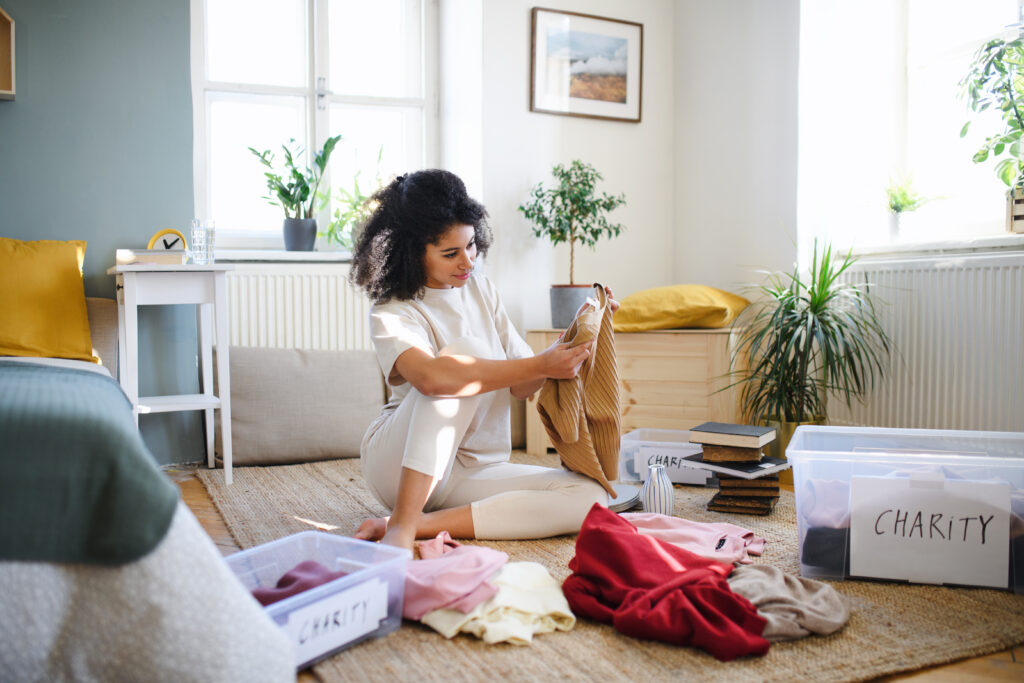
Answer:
[
  {"left": 354, "top": 517, "right": 387, "bottom": 541},
  {"left": 379, "top": 523, "right": 416, "bottom": 553}
]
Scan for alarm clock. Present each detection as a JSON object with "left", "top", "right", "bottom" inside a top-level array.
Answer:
[{"left": 148, "top": 228, "right": 188, "bottom": 251}]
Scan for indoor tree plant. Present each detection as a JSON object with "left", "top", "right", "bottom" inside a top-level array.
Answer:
[
  {"left": 518, "top": 159, "right": 626, "bottom": 328},
  {"left": 249, "top": 134, "right": 341, "bottom": 251},
  {"left": 960, "top": 37, "right": 1024, "bottom": 233},
  {"left": 729, "top": 241, "right": 893, "bottom": 478}
]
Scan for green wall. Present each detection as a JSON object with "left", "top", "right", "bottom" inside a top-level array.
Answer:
[{"left": 0, "top": 0, "right": 204, "bottom": 465}]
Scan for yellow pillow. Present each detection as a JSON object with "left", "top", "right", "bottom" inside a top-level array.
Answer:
[
  {"left": 0, "top": 238, "right": 97, "bottom": 362},
  {"left": 613, "top": 284, "right": 750, "bottom": 332}
]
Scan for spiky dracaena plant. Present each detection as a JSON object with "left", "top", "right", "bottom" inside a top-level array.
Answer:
[{"left": 732, "top": 241, "right": 893, "bottom": 424}]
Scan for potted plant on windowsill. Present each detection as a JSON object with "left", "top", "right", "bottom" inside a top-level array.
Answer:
[
  {"left": 885, "top": 172, "right": 929, "bottom": 239},
  {"left": 318, "top": 148, "right": 384, "bottom": 251},
  {"left": 728, "top": 241, "right": 893, "bottom": 482},
  {"left": 960, "top": 37, "right": 1024, "bottom": 234},
  {"left": 518, "top": 160, "right": 626, "bottom": 328},
  {"left": 249, "top": 135, "right": 341, "bottom": 251}
]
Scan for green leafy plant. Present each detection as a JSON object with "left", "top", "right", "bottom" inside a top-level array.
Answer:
[
  {"left": 318, "top": 149, "right": 384, "bottom": 250},
  {"left": 248, "top": 135, "right": 342, "bottom": 218},
  {"left": 960, "top": 38, "right": 1024, "bottom": 188},
  {"left": 517, "top": 160, "right": 626, "bottom": 284},
  {"left": 886, "top": 173, "right": 929, "bottom": 213},
  {"left": 730, "top": 241, "right": 893, "bottom": 425}
]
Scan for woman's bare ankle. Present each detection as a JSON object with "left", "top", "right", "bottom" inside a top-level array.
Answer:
[{"left": 379, "top": 522, "right": 416, "bottom": 553}]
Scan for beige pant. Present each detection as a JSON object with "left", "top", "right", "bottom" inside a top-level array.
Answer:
[{"left": 361, "top": 338, "right": 607, "bottom": 540}]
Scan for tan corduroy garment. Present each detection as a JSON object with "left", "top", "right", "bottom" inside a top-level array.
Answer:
[{"left": 536, "top": 284, "right": 620, "bottom": 496}]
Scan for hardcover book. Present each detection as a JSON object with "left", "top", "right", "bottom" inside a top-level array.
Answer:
[
  {"left": 689, "top": 422, "right": 777, "bottom": 449},
  {"left": 700, "top": 444, "right": 764, "bottom": 462},
  {"left": 677, "top": 453, "right": 790, "bottom": 480}
]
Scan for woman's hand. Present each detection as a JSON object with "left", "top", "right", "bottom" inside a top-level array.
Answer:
[
  {"left": 573, "top": 285, "right": 620, "bottom": 319},
  {"left": 537, "top": 341, "right": 592, "bottom": 379}
]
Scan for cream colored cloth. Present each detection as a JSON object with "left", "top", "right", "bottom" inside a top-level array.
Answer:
[
  {"left": 420, "top": 561, "right": 575, "bottom": 645},
  {"left": 537, "top": 284, "right": 620, "bottom": 496},
  {"left": 726, "top": 564, "right": 850, "bottom": 641}
]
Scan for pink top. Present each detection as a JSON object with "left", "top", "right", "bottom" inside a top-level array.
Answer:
[
  {"left": 620, "top": 512, "right": 766, "bottom": 564},
  {"left": 403, "top": 532, "right": 509, "bottom": 620}
]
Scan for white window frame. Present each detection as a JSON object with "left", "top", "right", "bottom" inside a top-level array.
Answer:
[
  {"left": 189, "top": 0, "right": 439, "bottom": 250},
  {"left": 797, "top": 0, "right": 1024, "bottom": 266}
]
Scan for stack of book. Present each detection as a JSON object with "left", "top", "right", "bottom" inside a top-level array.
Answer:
[{"left": 686, "top": 422, "right": 784, "bottom": 516}]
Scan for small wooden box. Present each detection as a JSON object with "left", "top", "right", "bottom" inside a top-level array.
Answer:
[{"left": 524, "top": 328, "right": 744, "bottom": 457}]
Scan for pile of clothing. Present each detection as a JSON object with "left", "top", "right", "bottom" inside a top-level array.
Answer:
[{"left": 562, "top": 504, "right": 850, "bottom": 661}]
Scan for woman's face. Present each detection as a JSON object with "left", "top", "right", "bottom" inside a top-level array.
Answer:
[{"left": 423, "top": 224, "right": 477, "bottom": 289}]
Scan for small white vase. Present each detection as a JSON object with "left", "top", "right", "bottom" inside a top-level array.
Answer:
[{"left": 641, "top": 463, "right": 674, "bottom": 516}]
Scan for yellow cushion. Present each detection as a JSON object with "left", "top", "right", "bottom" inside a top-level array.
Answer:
[
  {"left": 0, "top": 238, "right": 97, "bottom": 362},
  {"left": 613, "top": 284, "right": 750, "bottom": 332}
]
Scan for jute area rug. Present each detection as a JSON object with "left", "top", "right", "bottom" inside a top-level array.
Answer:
[{"left": 198, "top": 452, "right": 1024, "bottom": 683}]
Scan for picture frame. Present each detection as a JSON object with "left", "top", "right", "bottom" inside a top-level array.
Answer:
[{"left": 530, "top": 7, "right": 643, "bottom": 123}]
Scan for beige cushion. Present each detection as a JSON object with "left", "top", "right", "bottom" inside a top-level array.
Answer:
[{"left": 216, "top": 346, "right": 386, "bottom": 465}]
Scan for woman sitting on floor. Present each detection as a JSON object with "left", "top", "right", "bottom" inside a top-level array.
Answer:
[{"left": 350, "top": 169, "right": 615, "bottom": 552}]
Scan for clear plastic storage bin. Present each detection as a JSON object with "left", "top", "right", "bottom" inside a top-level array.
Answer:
[
  {"left": 226, "top": 531, "right": 410, "bottom": 669},
  {"left": 619, "top": 428, "right": 712, "bottom": 486},
  {"left": 787, "top": 426, "right": 1024, "bottom": 592}
]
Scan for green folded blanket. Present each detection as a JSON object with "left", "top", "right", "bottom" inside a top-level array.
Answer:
[{"left": 0, "top": 362, "right": 179, "bottom": 564}]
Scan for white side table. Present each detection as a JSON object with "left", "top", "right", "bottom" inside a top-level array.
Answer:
[{"left": 107, "top": 264, "right": 235, "bottom": 484}]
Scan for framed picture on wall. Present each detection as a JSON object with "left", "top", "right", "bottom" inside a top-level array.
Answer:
[{"left": 530, "top": 7, "right": 643, "bottom": 123}]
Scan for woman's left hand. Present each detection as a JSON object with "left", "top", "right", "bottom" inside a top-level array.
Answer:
[
  {"left": 605, "top": 286, "right": 620, "bottom": 314},
  {"left": 574, "top": 286, "right": 620, "bottom": 319}
]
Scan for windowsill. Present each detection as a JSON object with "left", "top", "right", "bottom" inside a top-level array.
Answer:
[
  {"left": 851, "top": 233, "right": 1024, "bottom": 260},
  {"left": 215, "top": 249, "right": 352, "bottom": 263}
]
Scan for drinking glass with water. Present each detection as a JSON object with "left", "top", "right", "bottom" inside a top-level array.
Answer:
[{"left": 190, "top": 219, "right": 215, "bottom": 265}]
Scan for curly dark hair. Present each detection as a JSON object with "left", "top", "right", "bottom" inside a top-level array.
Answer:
[{"left": 350, "top": 169, "right": 492, "bottom": 303}]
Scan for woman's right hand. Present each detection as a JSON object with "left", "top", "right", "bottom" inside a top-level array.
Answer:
[{"left": 537, "top": 341, "right": 592, "bottom": 379}]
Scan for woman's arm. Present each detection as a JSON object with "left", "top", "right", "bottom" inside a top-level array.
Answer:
[{"left": 394, "top": 341, "right": 592, "bottom": 398}]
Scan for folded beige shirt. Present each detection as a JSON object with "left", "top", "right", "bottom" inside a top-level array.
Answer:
[{"left": 536, "top": 284, "right": 620, "bottom": 496}]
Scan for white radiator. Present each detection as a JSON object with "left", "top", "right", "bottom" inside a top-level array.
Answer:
[
  {"left": 829, "top": 251, "right": 1024, "bottom": 432},
  {"left": 226, "top": 263, "right": 373, "bottom": 351}
]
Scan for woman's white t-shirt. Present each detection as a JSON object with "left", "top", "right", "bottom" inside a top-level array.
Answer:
[{"left": 366, "top": 274, "right": 534, "bottom": 466}]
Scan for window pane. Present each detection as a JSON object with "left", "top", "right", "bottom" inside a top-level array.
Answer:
[
  {"left": 206, "top": 0, "right": 307, "bottom": 87},
  {"left": 328, "top": 104, "right": 423, "bottom": 194},
  {"left": 328, "top": 0, "right": 422, "bottom": 97},
  {"left": 207, "top": 93, "right": 307, "bottom": 234}
]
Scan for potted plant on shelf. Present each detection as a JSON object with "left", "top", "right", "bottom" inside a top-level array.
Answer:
[
  {"left": 728, "top": 241, "right": 893, "bottom": 481},
  {"left": 249, "top": 135, "right": 342, "bottom": 251},
  {"left": 960, "top": 37, "right": 1024, "bottom": 233},
  {"left": 518, "top": 159, "right": 626, "bottom": 328},
  {"left": 885, "top": 172, "right": 929, "bottom": 239}
]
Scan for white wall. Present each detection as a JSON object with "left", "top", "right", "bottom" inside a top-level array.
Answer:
[
  {"left": 475, "top": 0, "right": 677, "bottom": 330},
  {"left": 672, "top": 1, "right": 800, "bottom": 291},
  {"left": 447, "top": 0, "right": 801, "bottom": 332}
]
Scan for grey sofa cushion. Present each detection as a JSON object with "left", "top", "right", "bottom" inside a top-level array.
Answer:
[{"left": 216, "top": 346, "right": 385, "bottom": 465}]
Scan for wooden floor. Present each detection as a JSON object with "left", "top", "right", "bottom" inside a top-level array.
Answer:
[{"left": 170, "top": 466, "right": 1022, "bottom": 683}]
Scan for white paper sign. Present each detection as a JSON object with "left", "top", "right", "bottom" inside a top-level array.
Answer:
[
  {"left": 637, "top": 445, "right": 708, "bottom": 485},
  {"left": 849, "top": 475, "right": 1010, "bottom": 588},
  {"left": 283, "top": 577, "right": 388, "bottom": 667}
]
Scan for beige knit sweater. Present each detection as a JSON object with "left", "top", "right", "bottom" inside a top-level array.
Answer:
[{"left": 536, "top": 284, "right": 621, "bottom": 496}]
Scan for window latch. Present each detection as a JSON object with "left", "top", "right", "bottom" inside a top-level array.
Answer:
[{"left": 316, "top": 77, "right": 332, "bottom": 111}]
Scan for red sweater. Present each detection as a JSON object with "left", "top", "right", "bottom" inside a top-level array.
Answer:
[{"left": 562, "top": 504, "right": 769, "bottom": 661}]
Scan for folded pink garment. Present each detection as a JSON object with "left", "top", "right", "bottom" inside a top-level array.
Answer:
[
  {"left": 404, "top": 532, "right": 508, "bottom": 620},
  {"left": 252, "top": 560, "right": 349, "bottom": 606},
  {"left": 620, "top": 512, "right": 766, "bottom": 564}
]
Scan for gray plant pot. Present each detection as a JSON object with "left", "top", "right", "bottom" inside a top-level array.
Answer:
[
  {"left": 549, "top": 284, "right": 594, "bottom": 329},
  {"left": 283, "top": 218, "right": 317, "bottom": 251}
]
